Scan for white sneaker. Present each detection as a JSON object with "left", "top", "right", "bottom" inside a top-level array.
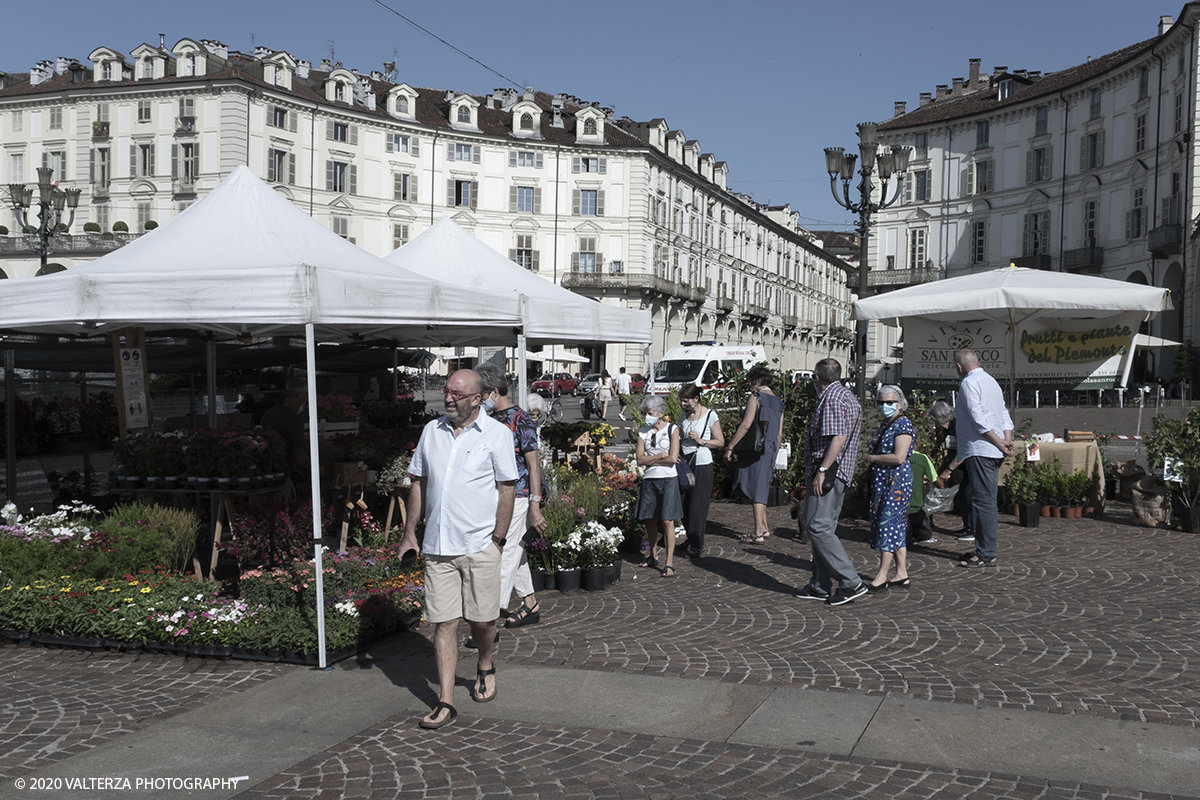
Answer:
[{"left": 618, "top": 413, "right": 626, "bottom": 421}]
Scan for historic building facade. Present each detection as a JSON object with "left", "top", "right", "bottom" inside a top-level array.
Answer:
[
  {"left": 871, "top": 10, "right": 1196, "bottom": 380},
  {"left": 0, "top": 38, "right": 851, "bottom": 373}
]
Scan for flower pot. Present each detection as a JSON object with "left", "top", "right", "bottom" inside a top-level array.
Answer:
[
  {"left": 1040, "top": 506, "right": 1051, "bottom": 517},
  {"left": 582, "top": 567, "right": 606, "bottom": 591},
  {"left": 265, "top": 648, "right": 283, "bottom": 662},
  {"left": 146, "top": 640, "right": 165, "bottom": 654},
  {"left": 195, "top": 477, "right": 213, "bottom": 489},
  {"left": 1050, "top": 506, "right": 1061, "bottom": 518},
  {"left": 1, "top": 629, "right": 30, "bottom": 644},
  {"left": 212, "top": 646, "right": 234, "bottom": 660},
  {"left": 1019, "top": 504, "right": 1041, "bottom": 528},
  {"left": 146, "top": 476, "right": 161, "bottom": 489},
  {"left": 163, "top": 476, "right": 180, "bottom": 488},
  {"left": 529, "top": 568, "right": 546, "bottom": 593},
  {"left": 1007, "top": 504, "right": 1018, "bottom": 516},
  {"left": 1180, "top": 506, "right": 1200, "bottom": 533},
  {"left": 1083, "top": 505, "right": 1095, "bottom": 517},
  {"left": 604, "top": 562, "right": 617, "bottom": 586},
  {"left": 185, "top": 644, "right": 203, "bottom": 657},
  {"left": 556, "top": 568, "right": 581, "bottom": 593},
  {"left": 544, "top": 571, "right": 557, "bottom": 590},
  {"left": 236, "top": 477, "right": 252, "bottom": 489}
]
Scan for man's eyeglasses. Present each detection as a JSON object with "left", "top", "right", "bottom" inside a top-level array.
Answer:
[{"left": 441, "top": 387, "right": 480, "bottom": 401}]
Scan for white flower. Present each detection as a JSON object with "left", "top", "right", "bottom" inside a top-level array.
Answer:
[{"left": 334, "top": 600, "right": 359, "bottom": 617}]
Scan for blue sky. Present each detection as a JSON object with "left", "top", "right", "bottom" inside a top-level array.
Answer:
[{"left": 3, "top": 0, "right": 1169, "bottom": 230}]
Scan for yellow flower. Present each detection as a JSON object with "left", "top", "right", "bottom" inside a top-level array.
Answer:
[
  {"left": 110, "top": 588, "right": 121, "bottom": 593},
  {"left": 60, "top": 586, "right": 71, "bottom": 592},
  {"left": 60, "top": 575, "right": 71, "bottom": 579},
  {"left": 139, "top": 587, "right": 152, "bottom": 594},
  {"left": 20, "top": 586, "right": 30, "bottom": 591},
  {"left": 1, "top": 586, "right": 9, "bottom": 592},
  {"left": 124, "top": 598, "right": 134, "bottom": 602},
  {"left": 94, "top": 586, "right": 107, "bottom": 592},
  {"left": 127, "top": 581, "right": 139, "bottom": 586}
]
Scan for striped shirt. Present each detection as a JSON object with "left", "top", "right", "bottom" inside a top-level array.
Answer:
[{"left": 806, "top": 380, "right": 861, "bottom": 484}]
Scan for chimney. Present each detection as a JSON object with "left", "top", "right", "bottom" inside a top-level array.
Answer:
[
  {"left": 29, "top": 60, "right": 54, "bottom": 86},
  {"left": 1160, "top": 15, "right": 1174, "bottom": 36},
  {"left": 969, "top": 58, "right": 980, "bottom": 85},
  {"left": 993, "top": 65, "right": 1007, "bottom": 77},
  {"left": 952, "top": 77, "right": 964, "bottom": 93},
  {"left": 919, "top": 92, "right": 932, "bottom": 107},
  {"left": 1014, "top": 69, "right": 1027, "bottom": 79},
  {"left": 894, "top": 100, "right": 907, "bottom": 117},
  {"left": 296, "top": 60, "right": 310, "bottom": 79},
  {"left": 254, "top": 46, "right": 272, "bottom": 60},
  {"left": 935, "top": 84, "right": 950, "bottom": 99},
  {"left": 55, "top": 57, "right": 71, "bottom": 75},
  {"left": 159, "top": 33, "right": 166, "bottom": 49},
  {"left": 319, "top": 58, "right": 331, "bottom": 71},
  {"left": 1028, "top": 71, "right": 1041, "bottom": 80},
  {"left": 370, "top": 70, "right": 382, "bottom": 81},
  {"left": 551, "top": 94, "right": 565, "bottom": 128},
  {"left": 601, "top": 106, "right": 614, "bottom": 121}
]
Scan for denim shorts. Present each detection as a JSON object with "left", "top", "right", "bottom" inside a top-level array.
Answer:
[{"left": 636, "top": 476, "right": 684, "bottom": 521}]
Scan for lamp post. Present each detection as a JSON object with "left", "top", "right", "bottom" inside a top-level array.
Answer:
[
  {"left": 7, "top": 166, "right": 82, "bottom": 274},
  {"left": 824, "top": 123, "right": 910, "bottom": 399}
]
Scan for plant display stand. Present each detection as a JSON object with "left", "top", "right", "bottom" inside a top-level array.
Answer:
[
  {"left": 382, "top": 485, "right": 409, "bottom": 542},
  {"left": 550, "top": 432, "right": 603, "bottom": 472},
  {"left": 334, "top": 463, "right": 369, "bottom": 551},
  {"left": 198, "top": 485, "right": 288, "bottom": 579}
]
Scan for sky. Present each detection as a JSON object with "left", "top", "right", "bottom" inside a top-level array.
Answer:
[{"left": 1, "top": 0, "right": 1171, "bottom": 231}]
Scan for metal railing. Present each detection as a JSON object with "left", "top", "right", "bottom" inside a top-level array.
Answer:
[
  {"left": 1149, "top": 224, "right": 1183, "bottom": 256},
  {"left": 0, "top": 232, "right": 140, "bottom": 254},
  {"left": 1062, "top": 245, "right": 1103, "bottom": 271},
  {"left": 845, "top": 266, "right": 940, "bottom": 289},
  {"left": 560, "top": 271, "right": 706, "bottom": 304},
  {"left": 1010, "top": 254, "right": 1052, "bottom": 270}
]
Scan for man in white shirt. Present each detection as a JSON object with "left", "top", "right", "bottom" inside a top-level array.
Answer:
[
  {"left": 401, "top": 369, "right": 518, "bottom": 730},
  {"left": 615, "top": 367, "right": 634, "bottom": 420},
  {"left": 954, "top": 349, "right": 1015, "bottom": 568}
]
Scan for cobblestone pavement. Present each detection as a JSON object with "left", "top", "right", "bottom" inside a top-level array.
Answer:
[
  {"left": 238, "top": 500, "right": 1199, "bottom": 798},
  {"left": 240, "top": 716, "right": 1196, "bottom": 800},
  {"left": 0, "top": 646, "right": 293, "bottom": 780}
]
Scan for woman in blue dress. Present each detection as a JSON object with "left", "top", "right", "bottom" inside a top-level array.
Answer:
[
  {"left": 724, "top": 364, "right": 784, "bottom": 544},
  {"left": 863, "top": 385, "right": 915, "bottom": 593}
]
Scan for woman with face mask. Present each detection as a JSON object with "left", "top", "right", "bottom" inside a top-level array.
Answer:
[{"left": 862, "top": 385, "right": 915, "bottom": 592}]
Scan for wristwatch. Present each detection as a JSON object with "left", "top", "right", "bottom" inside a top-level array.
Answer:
[
  {"left": 530, "top": 494, "right": 543, "bottom": 503},
  {"left": 818, "top": 466, "right": 828, "bottom": 473},
  {"left": 492, "top": 536, "right": 507, "bottom": 547}
]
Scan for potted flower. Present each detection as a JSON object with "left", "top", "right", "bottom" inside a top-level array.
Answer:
[
  {"left": 1146, "top": 407, "right": 1200, "bottom": 531},
  {"left": 579, "top": 520, "right": 623, "bottom": 590},
  {"left": 1006, "top": 452, "right": 1039, "bottom": 528},
  {"left": 376, "top": 452, "right": 413, "bottom": 496},
  {"left": 315, "top": 394, "right": 361, "bottom": 438}
]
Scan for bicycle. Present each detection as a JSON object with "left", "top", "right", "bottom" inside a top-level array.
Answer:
[{"left": 546, "top": 396, "right": 565, "bottom": 422}]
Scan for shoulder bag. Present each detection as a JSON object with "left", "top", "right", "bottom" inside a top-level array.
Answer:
[
  {"left": 731, "top": 393, "right": 767, "bottom": 456},
  {"left": 670, "top": 425, "right": 696, "bottom": 492}
]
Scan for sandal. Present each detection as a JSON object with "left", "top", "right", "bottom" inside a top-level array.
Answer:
[
  {"left": 959, "top": 555, "right": 996, "bottom": 568},
  {"left": 473, "top": 666, "right": 497, "bottom": 703},
  {"left": 660, "top": 565, "right": 676, "bottom": 578},
  {"left": 504, "top": 603, "right": 540, "bottom": 629},
  {"left": 888, "top": 578, "right": 912, "bottom": 588},
  {"left": 638, "top": 556, "right": 658, "bottom": 569},
  {"left": 418, "top": 701, "right": 458, "bottom": 730},
  {"left": 739, "top": 534, "right": 766, "bottom": 544}
]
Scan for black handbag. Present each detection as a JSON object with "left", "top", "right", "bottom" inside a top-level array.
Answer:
[
  {"left": 670, "top": 425, "right": 696, "bottom": 491},
  {"left": 731, "top": 394, "right": 768, "bottom": 455},
  {"left": 822, "top": 461, "right": 839, "bottom": 494}
]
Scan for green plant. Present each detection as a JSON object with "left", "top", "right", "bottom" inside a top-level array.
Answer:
[
  {"left": 0, "top": 225, "right": 8, "bottom": 236},
  {"left": 83, "top": 221, "right": 101, "bottom": 233},
  {"left": 144, "top": 220, "right": 158, "bottom": 230},
  {"left": 95, "top": 502, "right": 200, "bottom": 572},
  {"left": 1006, "top": 448, "right": 1037, "bottom": 505},
  {"left": 1172, "top": 340, "right": 1200, "bottom": 387},
  {"left": 112, "top": 220, "right": 129, "bottom": 232},
  {"left": 1146, "top": 407, "right": 1200, "bottom": 507}
]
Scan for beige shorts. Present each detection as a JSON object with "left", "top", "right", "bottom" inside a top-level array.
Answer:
[{"left": 424, "top": 543, "right": 502, "bottom": 624}]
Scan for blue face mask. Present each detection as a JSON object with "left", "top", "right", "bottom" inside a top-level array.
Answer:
[{"left": 877, "top": 402, "right": 899, "bottom": 418}]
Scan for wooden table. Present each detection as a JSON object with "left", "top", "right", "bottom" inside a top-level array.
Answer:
[{"left": 1000, "top": 440, "right": 1105, "bottom": 509}]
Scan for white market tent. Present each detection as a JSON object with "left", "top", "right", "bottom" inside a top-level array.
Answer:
[
  {"left": 852, "top": 265, "right": 1173, "bottom": 400},
  {"left": 0, "top": 166, "right": 525, "bottom": 667},
  {"left": 385, "top": 217, "right": 652, "bottom": 404}
]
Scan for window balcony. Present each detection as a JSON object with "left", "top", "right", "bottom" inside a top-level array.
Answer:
[
  {"left": 1062, "top": 245, "right": 1104, "bottom": 273},
  {"left": 845, "top": 266, "right": 940, "bottom": 289},
  {"left": 172, "top": 177, "right": 197, "bottom": 196},
  {"left": 1011, "top": 254, "right": 1052, "bottom": 270},
  {"left": 91, "top": 182, "right": 110, "bottom": 199},
  {"left": 1149, "top": 224, "right": 1183, "bottom": 258},
  {"left": 91, "top": 120, "right": 110, "bottom": 139},
  {"left": 0, "top": 232, "right": 139, "bottom": 255},
  {"left": 741, "top": 303, "right": 770, "bottom": 323},
  {"left": 560, "top": 271, "right": 705, "bottom": 305},
  {"left": 175, "top": 116, "right": 197, "bottom": 135},
  {"left": 813, "top": 324, "right": 830, "bottom": 337},
  {"left": 714, "top": 295, "right": 735, "bottom": 314},
  {"left": 782, "top": 314, "right": 799, "bottom": 329}
]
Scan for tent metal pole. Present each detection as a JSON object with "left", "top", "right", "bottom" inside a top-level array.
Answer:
[
  {"left": 517, "top": 332, "right": 528, "bottom": 410},
  {"left": 5, "top": 350, "right": 15, "bottom": 504},
  {"left": 305, "top": 324, "right": 328, "bottom": 669},
  {"left": 206, "top": 340, "right": 217, "bottom": 429}
]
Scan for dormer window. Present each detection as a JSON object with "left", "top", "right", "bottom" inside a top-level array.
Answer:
[
  {"left": 102, "top": 62, "right": 112, "bottom": 81},
  {"left": 998, "top": 79, "right": 1013, "bottom": 100},
  {"left": 520, "top": 113, "right": 533, "bottom": 130},
  {"left": 398, "top": 96, "right": 408, "bottom": 114},
  {"left": 142, "top": 59, "right": 153, "bottom": 79},
  {"left": 335, "top": 82, "right": 346, "bottom": 102},
  {"left": 457, "top": 105, "right": 471, "bottom": 123},
  {"left": 583, "top": 118, "right": 597, "bottom": 135},
  {"left": 184, "top": 55, "right": 195, "bottom": 76}
]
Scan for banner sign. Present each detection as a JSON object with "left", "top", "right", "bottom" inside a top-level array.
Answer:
[{"left": 901, "top": 313, "right": 1141, "bottom": 391}]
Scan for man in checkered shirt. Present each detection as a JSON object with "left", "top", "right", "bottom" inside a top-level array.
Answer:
[{"left": 796, "top": 358, "right": 868, "bottom": 606}]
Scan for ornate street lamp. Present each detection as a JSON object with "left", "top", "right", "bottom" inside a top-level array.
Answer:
[
  {"left": 824, "top": 123, "right": 910, "bottom": 399},
  {"left": 7, "top": 166, "right": 82, "bottom": 274}
]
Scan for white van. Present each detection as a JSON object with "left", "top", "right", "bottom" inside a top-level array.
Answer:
[{"left": 648, "top": 342, "right": 768, "bottom": 395}]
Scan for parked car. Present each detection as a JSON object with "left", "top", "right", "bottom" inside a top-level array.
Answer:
[
  {"left": 629, "top": 373, "right": 646, "bottom": 393},
  {"left": 577, "top": 373, "right": 604, "bottom": 395},
  {"left": 531, "top": 372, "right": 578, "bottom": 397}
]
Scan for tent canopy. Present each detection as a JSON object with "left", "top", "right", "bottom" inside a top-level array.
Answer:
[
  {"left": 385, "top": 217, "right": 652, "bottom": 347},
  {"left": 852, "top": 266, "right": 1172, "bottom": 326},
  {"left": 0, "top": 167, "right": 521, "bottom": 345}
]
